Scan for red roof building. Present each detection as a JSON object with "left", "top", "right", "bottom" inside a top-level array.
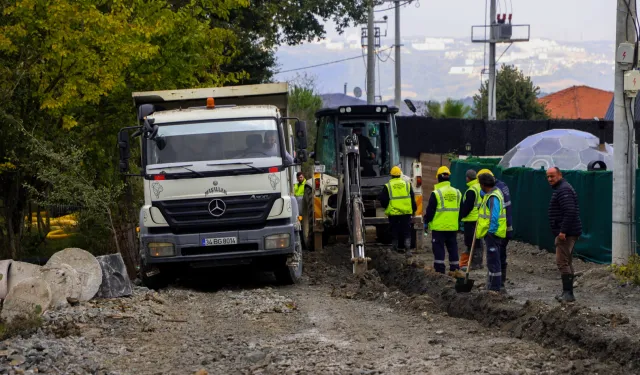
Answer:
[{"left": 538, "top": 85, "right": 613, "bottom": 119}]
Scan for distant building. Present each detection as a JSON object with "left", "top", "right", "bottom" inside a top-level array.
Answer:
[
  {"left": 603, "top": 95, "right": 640, "bottom": 121},
  {"left": 538, "top": 85, "right": 613, "bottom": 120}
]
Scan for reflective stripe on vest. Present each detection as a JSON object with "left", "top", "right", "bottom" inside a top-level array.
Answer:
[
  {"left": 461, "top": 180, "right": 481, "bottom": 222},
  {"left": 430, "top": 181, "right": 461, "bottom": 231},
  {"left": 385, "top": 178, "right": 413, "bottom": 216},
  {"left": 294, "top": 180, "right": 306, "bottom": 197},
  {"left": 475, "top": 188, "right": 507, "bottom": 239}
]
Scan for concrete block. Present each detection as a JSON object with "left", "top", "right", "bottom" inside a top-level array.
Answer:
[
  {"left": 0, "top": 259, "right": 12, "bottom": 299},
  {"left": 1, "top": 278, "right": 52, "bottom": 322},
  {"left": 38, "top": 263, "right": 82, "bottom": 308},
  {"left": 96, "top": 253, "right": 132, "bottom": 298},
  {"left": 7, "top": 261, "right": 42, "bottom": 293},
  {"left": 46, "top": 248, "right": 102, "bottom": 301}
]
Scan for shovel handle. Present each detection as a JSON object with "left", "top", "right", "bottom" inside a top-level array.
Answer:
[{"left": 465, "top": 223, "right": 478, "bottom": 278}]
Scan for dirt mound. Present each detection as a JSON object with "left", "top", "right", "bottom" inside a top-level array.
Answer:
[
  {"left": 577, "top": 267, "right": 621, "bottom": 290},
  {"left": 367, "top": 246, "right": 640, "bottom": 369}
]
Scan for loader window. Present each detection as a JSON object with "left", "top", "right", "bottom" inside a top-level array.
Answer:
[
  {"left": 315, "top": 116, "right": 337, "bottom": 176},
  {"left": 339, "top": 121, "right": 391, "bottom": 177}
]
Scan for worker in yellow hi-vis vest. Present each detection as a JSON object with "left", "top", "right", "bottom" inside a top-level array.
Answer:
[
  {"left": 378, "top": 166, "right": 417, "bottom": 257},
  {"left": 423, "top": 166, "right": 462, "bottom": 274}
]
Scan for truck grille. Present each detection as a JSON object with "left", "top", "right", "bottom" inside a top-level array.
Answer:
[{"left": 153, "top": 194, "right": 281, "bottom": 233}]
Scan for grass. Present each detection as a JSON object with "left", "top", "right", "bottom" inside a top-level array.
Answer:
[{"left": 0, "top": 305, "right": 44, "bottom": 340}]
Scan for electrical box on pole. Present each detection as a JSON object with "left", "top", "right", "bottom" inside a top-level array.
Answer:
[
  {"left": 624, "top": 70, "right": 640, "bottom": 97},
  {"left": 617, "top": 42, "right": 635, "bottom": 65}
]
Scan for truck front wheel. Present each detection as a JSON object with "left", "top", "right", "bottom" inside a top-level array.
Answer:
[
  {"left": 274, "top": 233, "right": 303, "bottom": 285},
  {"left": 140, "top": 262, "right": 173, "bottom": 290}
]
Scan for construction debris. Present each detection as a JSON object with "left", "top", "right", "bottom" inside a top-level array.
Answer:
[
  {"left": 0, "top": 259, "right": 12, "bottom": 299},
  {"left": 46, "top": 248, "right": 103, "bottom": 301},
  {"left": 0, "top": 278, "right": 52, "bottom": 322},
  {"left": 96, "top": 253, "right": 132, "bottom": 298},
  {"left": 0, "top": 248, "right": 129, "bottom": 322},
  {"left": 39, "top": 263, "right": 82, "bottom": 308}
]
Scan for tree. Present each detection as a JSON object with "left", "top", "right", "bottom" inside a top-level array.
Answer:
[
  {"left": 288, "top": 73, "right": 323, "bottom": 177},
  {"left": 170, "top": 0, "right": 375, "bottom": 83},
  {"left": 425, "top": 99, "right": 471, "bottom": 119},
  {"left": 0, "top": 0, "right": 247, "bottom": 258},
  {"left": 472, "top": 64, "right": 549, "bottom": 120}
]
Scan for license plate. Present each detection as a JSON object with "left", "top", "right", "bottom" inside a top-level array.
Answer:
[{"left": 202, "top": 237, "right": 238, "bottom": 246}]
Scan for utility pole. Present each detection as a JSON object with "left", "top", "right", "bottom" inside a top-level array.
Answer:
[
  {"left": 394, "top": 0, "right": 401, "bottom": 107},
  {"left": 488, "top": 0, "right": 497, "bottom": 120},
  {"left": 367, "top": 0, "right": 376, "bottom": 104},
  {"left": 612, "top": 0, "right": 637, "bottom": 264}
]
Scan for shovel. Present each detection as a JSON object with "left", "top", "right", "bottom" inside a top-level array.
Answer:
[{"left": 455, "top": 225, "right": 478, "bottom": 293}]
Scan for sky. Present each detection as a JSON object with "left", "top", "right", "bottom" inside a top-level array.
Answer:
[{"left": 321, "top": 0, "right": 615, "bottom": 42}]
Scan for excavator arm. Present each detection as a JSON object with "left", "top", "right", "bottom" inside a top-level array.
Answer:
[{"left": 342, "top": 134, "right": 370, "bottom": 275}]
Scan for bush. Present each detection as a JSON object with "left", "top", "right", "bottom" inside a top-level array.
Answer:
[{"left": 610, "top": 255, "right": 640, "bottom": 285}]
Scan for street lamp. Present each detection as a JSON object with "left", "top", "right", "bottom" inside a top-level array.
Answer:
[{"left": 465, "top": 142, "right": 472, "bottom": 157}]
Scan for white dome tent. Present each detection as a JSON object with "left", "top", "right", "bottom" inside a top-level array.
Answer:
[{"left": 499, "top": 129, "right": 614, "bottom": 171}]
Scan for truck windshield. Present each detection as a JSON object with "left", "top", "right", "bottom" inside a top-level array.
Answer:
[{"left": 146, "top": 119, "right": 282, "bottom": 165}]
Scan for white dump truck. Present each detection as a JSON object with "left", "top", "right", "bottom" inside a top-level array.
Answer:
[{"left": 117, "top": 83, "right": 308, "bottom": 288}]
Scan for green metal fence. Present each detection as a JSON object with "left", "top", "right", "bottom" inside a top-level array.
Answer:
[{"left": 449, "top": 158, "right": 638, "bottom": 264}]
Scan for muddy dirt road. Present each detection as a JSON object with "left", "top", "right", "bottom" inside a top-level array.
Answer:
[{"left": 0, "top": 240, "right": 634, "bottom": 375}]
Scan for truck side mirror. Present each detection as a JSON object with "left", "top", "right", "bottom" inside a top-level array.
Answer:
[
  {"left": 295, "top": 120, "right": 308, "bottom": 149},
  {"left": 118, "top": 130, "right": 131, "bottom": 174},
  {"left": 138, "top": 104, "right": 155, "bottom": 121},
  {"left": 296, "top": 149, "right": 308, "bottom": 163}
]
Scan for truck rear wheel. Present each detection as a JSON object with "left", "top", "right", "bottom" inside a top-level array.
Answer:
[
  {"left": 274, "top": 233, "right": 303, "bottom": 285},
  {"left": 301, "top": 186, "right": 315, "bottom": 251}
]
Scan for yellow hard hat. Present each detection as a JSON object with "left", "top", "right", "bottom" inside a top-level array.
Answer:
[
  {"left": 477, "top": 168, "right": 494, "bottom": 177},
  {"left": 390, "top": 166, "right": 402, "bottom": 177},
  {"left": 436, "top": 166, "right": 450, "bottom": 176}
]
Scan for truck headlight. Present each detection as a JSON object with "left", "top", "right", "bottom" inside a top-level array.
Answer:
[
  {"left": 265, "top": 234, "right": 290, "bottom": 249},
  {"left": 148, "top": 242, "right": 175, "bottom": 257}
]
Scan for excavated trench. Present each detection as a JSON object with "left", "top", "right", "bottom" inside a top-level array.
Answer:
[{"left": 361, "top": 246, "right": 640, "bottom": 370}]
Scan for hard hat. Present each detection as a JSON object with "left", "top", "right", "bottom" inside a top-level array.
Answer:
[
  {"left": 477, "top": 168, "right": 494, "bottom": 177},
  {"left": 390, "top": 166, "right": 402, "bottom": 177},
  {"left": 436, "top": 166, "right": 450, "bottom": 176}
]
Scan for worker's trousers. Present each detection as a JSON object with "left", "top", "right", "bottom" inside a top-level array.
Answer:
[
  {"left": 484, "top": 234, "right": 503, "bottom": 291},
  {"left": 389, "top": 215, "right": 412, "bottom": 250},
  {"left": 461, "top": 221, "right": 483, "bottom": 269},
  {"left": 431, "top": 230, "right": 459, "bottom": 273}
]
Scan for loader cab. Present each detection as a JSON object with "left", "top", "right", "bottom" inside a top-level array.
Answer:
[{"left": 313, "top": 105, "right": 401, "bottom": 179}]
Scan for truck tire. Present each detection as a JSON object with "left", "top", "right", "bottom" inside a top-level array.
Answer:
[
  {"left": 275, "top": 233, "right": 303, "bottom": 285},
  {"left": 301, "top": 186, "right": 315, "bottom": 251}
]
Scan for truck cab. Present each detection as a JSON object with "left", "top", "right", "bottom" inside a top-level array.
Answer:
[{"left": 118, "top": 83, "right": 307, "bottom": 288}]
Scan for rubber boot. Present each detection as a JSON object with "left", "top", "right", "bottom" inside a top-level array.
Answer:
[
  {"left": 555, "top": 274, "right": 576, "bottom": 303},
  {"left": 404, "top": 238, "right": 413, "bottom": 257},
  {"left": 471, "top": 246, "right": 484, "bottom": 270}
]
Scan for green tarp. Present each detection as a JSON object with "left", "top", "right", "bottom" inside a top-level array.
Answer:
[{"left": 449, "top": 159, "right": 638, "bottom": 264}]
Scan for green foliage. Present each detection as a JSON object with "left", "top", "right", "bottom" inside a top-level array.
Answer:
[
  {"left": 0, "top": 0, "right": 248, "bottom": 258},
  {"left": 610, "top": 255, "right": 640, "bottom": 285},
  {"left": 426, "top": 99, "right": 471, "bottom": 119},
  {"left": 288, "top": 73, "right": 323, "bottom": 177},
  {"left": 472, "top": 65, "right": 550, "bottom": 120}
]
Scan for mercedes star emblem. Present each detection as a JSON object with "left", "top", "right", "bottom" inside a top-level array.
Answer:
[{"left": 208, "top": 199, "right": 226, "bottom": 217}]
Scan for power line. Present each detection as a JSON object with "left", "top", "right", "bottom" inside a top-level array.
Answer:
[
  {"left": 374, "top": 0, "right": 415, "bottom": 12},
  {"left": 274, "top": 46, "right": 394, "bottom": 75}
]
